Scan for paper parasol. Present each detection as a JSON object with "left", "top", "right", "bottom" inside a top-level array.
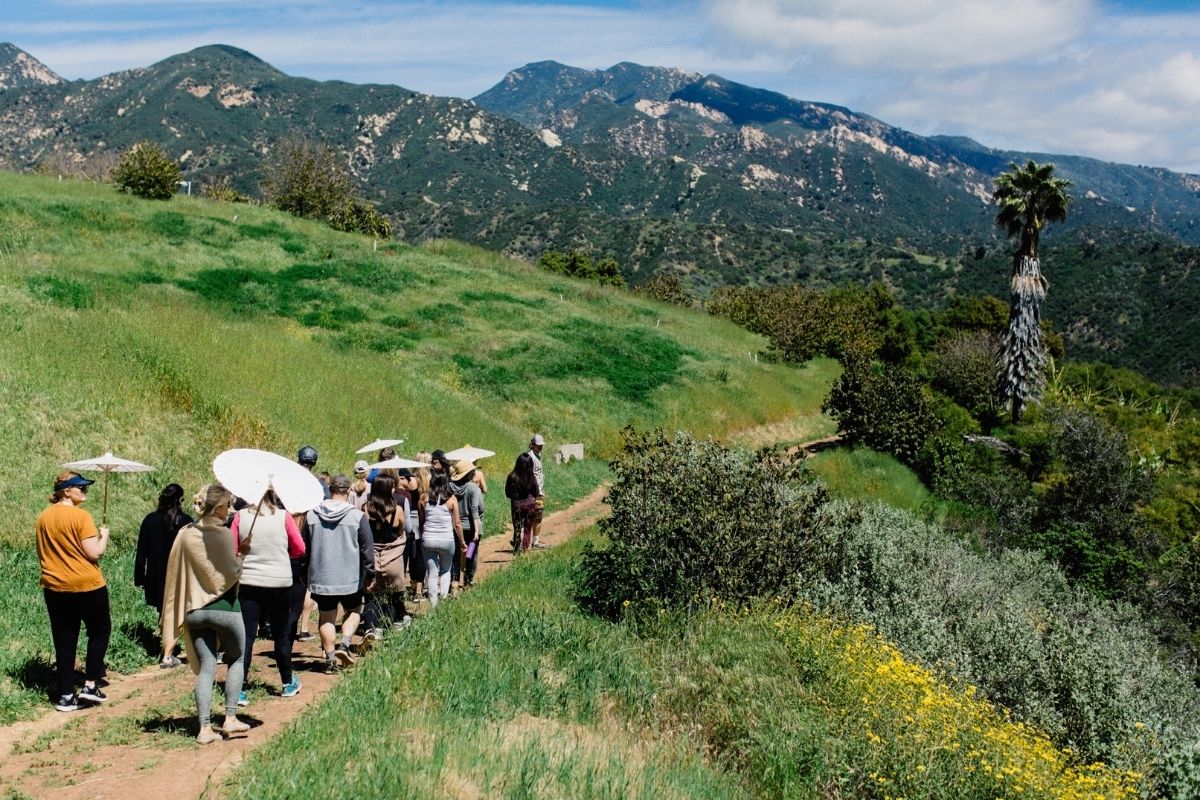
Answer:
[
  {"left": 212, "top": 448, "right": 325, "bottom": 514},
  {"left": 356, "top": 438, "right": 405, "bottom": 454},
  {"left": 444, "top": 445, "right": 495, "bottom": 462},
  {"left": 61, "top": 451, "right": 154, "bottom": 525}
]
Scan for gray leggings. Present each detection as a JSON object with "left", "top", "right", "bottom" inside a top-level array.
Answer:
[{"left": 186, "top": 607, "right": 246, "bottom": 727}]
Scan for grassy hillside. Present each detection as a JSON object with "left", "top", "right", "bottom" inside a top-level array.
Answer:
[
  {"left": 0, "top": 170, "right": 835, "bottom": 546},
  {"left": 0, "top": 170, "right": 835, "bottom": 719}
]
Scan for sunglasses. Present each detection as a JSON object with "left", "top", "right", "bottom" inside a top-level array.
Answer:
[{"left": 73, "top": 485, "right": 89, "bottom": 494}]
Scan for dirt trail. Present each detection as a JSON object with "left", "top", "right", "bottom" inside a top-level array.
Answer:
[{"left": 0, "top": 484, "right": 610, "bottom": 800}]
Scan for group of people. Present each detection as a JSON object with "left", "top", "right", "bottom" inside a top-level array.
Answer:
[{"left": 34, "top": 434, "right": 548, "bottom": 743}]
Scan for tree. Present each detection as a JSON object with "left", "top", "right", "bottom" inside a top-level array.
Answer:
[
  {"left": 112, "top": 141, "right": 181, "bottom": 200},
  {"left": 992, "top": 160, "right": 1071, "bottom": 423},
  {"left": 261, "top": 137, "right": 351, "bottom": 220}
]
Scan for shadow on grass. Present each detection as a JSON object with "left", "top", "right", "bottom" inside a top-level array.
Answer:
[
  {"left": 9, "top": 655, "right": 57, "bottom": 695},
  {"left": 121, "top": 620, "right": 162, "bottom": 657}
]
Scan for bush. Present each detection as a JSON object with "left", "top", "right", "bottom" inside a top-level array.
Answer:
[
  {"left": 634, "top": 273, "right": 692, "bottom": 306},
  {"left": 111, "top": 141, "right": 181, "bottom": 200},
  {"left": 261, "top": 137, "right": 350, "bottom": 220},
  {"left": 328, "top": 197, "right": 392, "bottom": 239},
  {"left": 824, "top": 361, "right": 941, "bottom": 466},
  {"left": 574, "top": 429, "right": 826, "bottom": 619},
  {"left": 800, "top": 499, "right": 1200, "bottom": 786},
  {"left": 537, "top": 249, "right": 625, "bottom": 288},
  {"left": 929, "top": 329, "right": 1002, "bottom": 425},
  {"left": 201, "top": 175, "right": 253, "bottom": 204}
]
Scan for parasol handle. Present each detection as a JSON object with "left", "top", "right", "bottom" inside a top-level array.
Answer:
[
  {"left": 241, "top": 494, "right": 266, "bottom": 553},
  {"left": 102, "top": 472, "right": 110, "bottom": 526}
]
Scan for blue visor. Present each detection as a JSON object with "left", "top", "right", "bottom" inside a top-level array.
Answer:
[{"left": 55, "top": 474, "right": 95, "bottom": 491}]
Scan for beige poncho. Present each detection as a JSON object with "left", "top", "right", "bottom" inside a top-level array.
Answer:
[{"left": 161, "top": 516, "right": 241, "bottom": 675}]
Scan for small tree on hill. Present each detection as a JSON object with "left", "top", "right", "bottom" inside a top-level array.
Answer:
[
  {"left": 112, "top": 141, "right": 181, "bottom": 200},
  {"left": 261, "top": 137, "right": 351, "bottom": 220},
  {"left": 993, "top": 160, "right": 1071, "bottom": 423}
]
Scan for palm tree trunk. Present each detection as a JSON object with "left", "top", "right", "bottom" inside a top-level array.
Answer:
[{"left": 998, "top": 254, "right": 1048, "bottom": 424}]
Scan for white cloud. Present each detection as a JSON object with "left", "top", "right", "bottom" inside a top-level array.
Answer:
[{"left": 704, "top": 0, "right": 1092, "bottom": 70}]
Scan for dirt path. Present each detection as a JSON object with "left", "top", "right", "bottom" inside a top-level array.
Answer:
[{"left": 0, "top": 484, "right": 610, "bottom": 800}]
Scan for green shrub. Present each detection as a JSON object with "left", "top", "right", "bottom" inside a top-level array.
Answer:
[
  {"left": 537, "top": 249, "right": 626, "bottom": 288},
  {"left": 823, "top": 361, "right": 940, "bottom": 466},
  {"left": 634, "top": 273, "right": 693, "bottom": 306},
  {"left": 111, "top": 141, "right": 181, "bottom": 200},
  {"left": 574, "top": 429, "right": 826, "bottom": 619},
  {"left": 800, "top": 499, "right": 1200, "bottom": 786}
]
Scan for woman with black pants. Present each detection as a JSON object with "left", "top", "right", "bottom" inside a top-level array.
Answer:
[
  {"left": 232, "top": 491, "right": 306, "bottom": 701},
  {"left": 135, "top": 483, "right": 193, "bottom": 667},
  {"left": 35, "top": 471, "right": 111, "bottom": 712}
]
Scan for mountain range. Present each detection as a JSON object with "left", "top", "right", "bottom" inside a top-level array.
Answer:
[{"left": 2, "top": 42, "right": 1198, "bottom": 384}]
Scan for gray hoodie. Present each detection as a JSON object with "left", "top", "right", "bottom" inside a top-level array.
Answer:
[
  {"left": 304, "top": 499, "right": 374, "bottom": 595},
  {"left": 450, "top": 478, "right": 484, "bottom": 541}
]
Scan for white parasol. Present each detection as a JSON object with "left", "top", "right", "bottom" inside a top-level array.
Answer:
[
  {"left": 367, "top": 456, "right": 427, "bottom": 471},
  {"left": 356, "top": 438, "right": 405, "bottom": 454},
  {"left": 444, "top": 445, "right": 495, "bottom": 462},
  {"left": 212, "top": 449, "right": 325, "bottom": 514},
  {"left": 61, "top": 451, "right": 154, "bottom": 525}
]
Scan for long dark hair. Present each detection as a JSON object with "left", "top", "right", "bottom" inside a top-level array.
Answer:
[
  {"left": 157, "top": 483, "right": 186, "bottom": 529},
  {"left": 366, "top": 475, "right": 397, "bottom": 530},
  {"left": 427, "top": 472, "right": 451, "bottom": 506},
  {"left": 509, "top": 453, "right": 538, "bottom": 498}
]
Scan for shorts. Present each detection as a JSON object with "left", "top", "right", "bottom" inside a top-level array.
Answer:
[{"left": 312, "top": 591, "right": 364, "bottom": 613}]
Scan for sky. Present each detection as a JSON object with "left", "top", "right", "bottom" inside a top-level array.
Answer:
[{"left": 3, "top": 0, "right": 1198, "bottom": 173}]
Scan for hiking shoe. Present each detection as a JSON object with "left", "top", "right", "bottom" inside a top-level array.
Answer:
[
  {"left": 334, "top": 643, "right": 356, "bottom": 666},
  {"left": 296, "top": 631, "right": 314, "bottom": 642},
  {"left": 323, "top": 657, "right": 338, "bottom": 675},
  {"left": 532, "top": 541, "right": 548, "bottom": 550},
  {"left": 393, "top": 615, "right": 413, "bottom": 631},
  {"left": 78, "top": 685, "right": 107, "bottom": 704},
  {"left": 159, "top": 654, "right": 183, "bottom": 669},
  {"left": 237, "top": 690, "right": 249, "bottom": 707},
  {"left": 55, "top": 693, "right": 81, "bottom": 712},
  {"left": 281, "top": 677, "right": 301, "bottom": 697}
]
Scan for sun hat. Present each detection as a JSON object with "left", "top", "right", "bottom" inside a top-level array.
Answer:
[
  {"left": 55, "top": 474, "right": 95, "bottom": 491},
  {"left": 353, "top": 459, "right": 369, "bottom": 476},
  {"left": 450, "top": 460, "right": 475, "bottom": 482}
]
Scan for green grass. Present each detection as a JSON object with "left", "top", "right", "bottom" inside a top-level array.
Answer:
[
  {"left": 807, "top": 446, "right": 932, "bottom": 512},
  {"left": 226, "top": 532, "right": 1139, "bottom": 800},
  {"left": 0, "top": 170, "right": 836, "bottom": 722}
]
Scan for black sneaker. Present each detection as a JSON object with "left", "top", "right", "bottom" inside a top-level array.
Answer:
[
  {"left": 323, "top": 657, "right": 338, "bottom": 675},
  {"left": 334, "top": 643, "right": 356, "bottom": 666},
  {"left": 55, "top": 693, "right": 81, "bottom": 712},
  {"left": 78, "top": 685, "right": 107, "bottom": 704},
  {"left": 296, "top": 631, "right": 314, "bottom": 642}
]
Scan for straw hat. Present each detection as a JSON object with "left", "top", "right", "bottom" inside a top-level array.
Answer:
[{"left": 450, "top": 459, "right": 475, "bottom": 482}]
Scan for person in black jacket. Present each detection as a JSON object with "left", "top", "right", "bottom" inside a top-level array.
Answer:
[{"left": 135, "top": 483, "right": 193, "bottom": 667}]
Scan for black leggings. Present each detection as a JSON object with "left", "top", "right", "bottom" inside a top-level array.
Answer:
[
  {"left": 239, "top": 584, "right": 293, "bottom": 685},
  {"left": 44, "top": 586, "right": 111, "bottom": 697}
]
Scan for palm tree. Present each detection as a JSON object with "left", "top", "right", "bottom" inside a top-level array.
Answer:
[{"left": 993, "top": 160, "right": 1071, "bottom": 424}]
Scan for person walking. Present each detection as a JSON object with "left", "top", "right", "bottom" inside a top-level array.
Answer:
[
  {"left": 408, "top": 455, "right": 431, "bottom": 603},
  {"left": 419, "top": 473, "right": 465, "bottom": 608},
  {"left": 232, "top": 491, "right": 305, "bottom": 702},
  {"left": 348, "top": 461, "right": 371, "bottom": 511},
  {"left": 161, "top": 484, "right": 251, "bottom": 744},
  {"left": 304, "top": 475, "right": 375, "bottom": 673},
  {"left": 527, "top": 434, "right": 547, "bottom": 548},
  {"left": 135, "top": 483, "right": 193, "bottom": 667},
  {"left": 36, "top": 471, "right": 111, "bottom": 712},
  {"left": 290, "top": 445, "right": 322, "bottom": 642},
  {"left": 362, "top": 475, "right": 408, "bottom": 638},
  {"left": 505, "top": 454, "right": 540, "bottom": 554},
  {"left": 449, "top": 460, "right": 484, "bottom": 588}
]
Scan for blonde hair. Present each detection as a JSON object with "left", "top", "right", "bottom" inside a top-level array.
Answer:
[
  {"left": 414, "top": 451, "right": 432, "bottom": 496},
  {"left": 49, "top": 471, "right": 82, "bottom": 503},
  {"left": 194, "top": 484, "right": 234, "bottom": 519}
]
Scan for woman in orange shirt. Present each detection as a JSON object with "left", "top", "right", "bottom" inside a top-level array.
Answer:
[{"left": 35, "top": 471, "right": 112, "bottom": 712}]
